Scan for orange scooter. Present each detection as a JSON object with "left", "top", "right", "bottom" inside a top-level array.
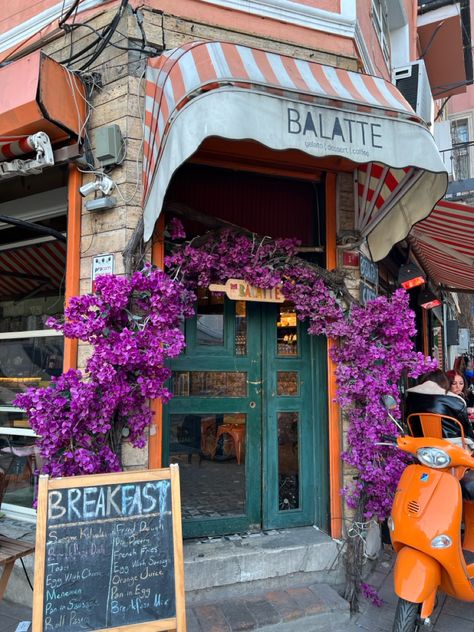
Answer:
[{"left": 389, "top": 433, "right": 474, "bottom": 631}]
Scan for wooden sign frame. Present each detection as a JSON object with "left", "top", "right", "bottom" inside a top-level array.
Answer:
[{"left": 32, "top": 465, "right": 186, "bottom": 632}]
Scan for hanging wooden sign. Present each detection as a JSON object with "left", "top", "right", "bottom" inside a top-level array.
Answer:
[
  {"left": 209, "top": 279, "right": 285, "bottom": 303},
  {"left": 32, "top": 466, "right": 186, "bottom": 632}
]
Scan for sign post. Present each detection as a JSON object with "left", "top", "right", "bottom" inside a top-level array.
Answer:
[{"left": 32, "top": 466, "right": 186, "bottom": 632}]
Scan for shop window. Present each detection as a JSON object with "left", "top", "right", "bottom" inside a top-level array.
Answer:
[
  {"left": 0, "top": 232, "right": 66, "bottom": 517},
  {"left": 451, "top": 118, "right": 470, "bottom": 180},
  {"left": 0, "top": 294, "right": 64, "bottom": 517},
  {"left": 372, "top": 0, "right": 391, "bottom": 65}
]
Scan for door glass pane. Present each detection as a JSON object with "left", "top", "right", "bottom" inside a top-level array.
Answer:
[
  {"left": 171, "top": 371, "right": 247, "bottom": 397},
  {"left": 276, "top": 304, "right": 298, "bottom": 356},
  {"left": 235, "top": 301, "right": 247, "bottom": 355},
  {"left": 196, "top": 289, "right": 224, "bottom": 346},
  {"left": 277, "top": 372, "right": 299, "bottom": 396},
  {"left": 170, "top": 413, "right": 246, "bottom": 519},
  {"left": 0, "top": 424, "right": 37, "bottom": 510},
  {"left": 278, "top": 412, "right": 300, "bottom": 510}
]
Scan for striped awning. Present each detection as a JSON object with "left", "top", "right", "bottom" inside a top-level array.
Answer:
[
  {"left": 409, "top": 200, "right": 474, "bottom": 292},
  {"left": 0, "top": 135, "right": 38, "bottom": 161},
  {"left": 0, "top": 240, "right": 66, "bottom": 299},
  {"left": 143, "top": 41, "right": 448, "bottom": 260}
]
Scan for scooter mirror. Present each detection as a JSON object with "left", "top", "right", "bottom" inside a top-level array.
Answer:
[{"left": 382, "top": 395, "right": 398, "bottom": 410}]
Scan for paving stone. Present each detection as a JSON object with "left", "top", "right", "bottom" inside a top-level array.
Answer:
[
  {"left": 264, "top": 589, "right": 304, "bottom": 621},
  {"left": 432, "top": 612, "right": 474, "bottom": 632},
  {"left": 308, "top": 583, "right": 348, "bottom": 611},
  {"left": 193, "top": 604, "right": 232, "bottom": 632},
  {"left": 244, "top": 598, "right": 281, "bottom": 626},
  {"left": 186, "top": 607, "right": 202, "bottom": 632},
  {"left": 220, "top": 600, "right": 256, "bottom": 630},
  {"left": 286, "top": 586, "right": 327, "bottom": 615}
]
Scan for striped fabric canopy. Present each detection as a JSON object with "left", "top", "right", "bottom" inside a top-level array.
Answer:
[
  {"left": 0, "top": 240, "right": 66, "bottom": 299},
  {"left": 409, "top": 200, "right": 474, "bottom": 291},
  {"left": 143, "top": 41, "right": 447, "bottom": 259}
]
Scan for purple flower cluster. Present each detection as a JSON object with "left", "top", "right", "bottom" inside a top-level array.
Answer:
[
  {"left": 14, "top": 265, "right": 194, "bottom": 477},
  {"left": 330, "top": 290, "right": 437, "bottom": 518},
  {"left": 167, "top": 230, "right": 435, "bottom": 520},
  {"left": 166, "top": 229, "right": 300, "bottom": 289}
]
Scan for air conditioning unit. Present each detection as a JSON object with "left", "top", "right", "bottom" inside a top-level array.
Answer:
[{"left": 393, "top": 60, "right": 433, "bottom": 124}]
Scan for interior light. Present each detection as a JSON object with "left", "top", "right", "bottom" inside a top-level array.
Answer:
[
  {"left": 419, "top": 289, "right": 442, "bottom": 310},
  {"left": 398, "top": 264, "right": 426, "bottom": 290}
]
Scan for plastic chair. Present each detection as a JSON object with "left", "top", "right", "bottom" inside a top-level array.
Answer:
[{"left": 406, "top": 412, "right": 466, "bottom": 449}]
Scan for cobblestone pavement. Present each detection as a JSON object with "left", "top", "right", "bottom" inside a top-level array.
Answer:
[{"left": 3, "top": 547, "right": 474, "bottom": 631}]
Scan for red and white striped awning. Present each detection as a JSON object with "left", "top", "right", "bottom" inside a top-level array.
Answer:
[
  {"left": 0, "top": 240, "right": 66, "bottom": 299},
  {"left": 0, "top": 135, "right": 37, "bottom": 161},
  {"left": 143, "top": 41, "right": 447, "bottom": 260},
  {"left": 409, "top": 200, "right": 474, "bottom": 291}
]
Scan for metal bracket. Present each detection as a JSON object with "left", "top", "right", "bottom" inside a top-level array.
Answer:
[{"left": 0, "top": 132, "right": 55, "bottom": 178}]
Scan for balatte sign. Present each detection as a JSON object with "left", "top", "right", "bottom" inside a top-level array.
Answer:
[
  {"left": 32, "top": 466, "right": 186, "bottom": 632},
  {"left": 209, "top": 279, "right": 285, "bottom": 303}
]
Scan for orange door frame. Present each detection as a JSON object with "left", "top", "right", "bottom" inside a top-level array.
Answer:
[
  {"left": 63, "top": 165, "right": 81, "bottom": 371},
  {"left": 148, "top": 168, "right": 344, "bottom": 535},
  {"left": 149, "top": 215, "right": 165, "bottom": 468},
  {"left": 326, "top": 172, "right": 343, "bottom": 539}
]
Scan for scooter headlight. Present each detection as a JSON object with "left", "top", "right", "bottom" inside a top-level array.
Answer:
[{"left": 416, "top": 447, "right": 451, "bottom": 469}]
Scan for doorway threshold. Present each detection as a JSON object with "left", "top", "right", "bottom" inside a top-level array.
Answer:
[{"left": 184, "top": 526, "right": 344, "bottom": 599}]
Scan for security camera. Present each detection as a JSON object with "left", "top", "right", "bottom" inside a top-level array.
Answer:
[
  {"left": 79, "top": 175, "right": 115, "bottom": 197},
  {"left": 79, "top": 181, "right": 99, "bottom": 197}
]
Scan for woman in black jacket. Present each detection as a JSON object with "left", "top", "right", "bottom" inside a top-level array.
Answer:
[{"left": 405, "top": 369, "right": 474, "bottom": 443}]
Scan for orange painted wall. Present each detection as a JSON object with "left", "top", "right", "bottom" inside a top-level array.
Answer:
[
  {"left": 355, "top": 0, "right": 389, "bottom": 79},
  {"left": 355, "top": 0, "right": 417, "bottom": 77}
]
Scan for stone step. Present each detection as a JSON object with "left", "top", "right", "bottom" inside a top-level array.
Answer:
[
  {"left": 184, "top": 526, "right": 343, "bottom": 593},
  {"left": 186, "top": 582, "right": 350, "bottom": 632}
]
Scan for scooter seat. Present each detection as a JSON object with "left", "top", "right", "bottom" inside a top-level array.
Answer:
[{"left": 461, "top": 471, "right": 474, "bottom": 501}]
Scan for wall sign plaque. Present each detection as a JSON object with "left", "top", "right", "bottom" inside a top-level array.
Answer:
[{"left": 209, "top": 279, "right": 285, "bottom": 303}]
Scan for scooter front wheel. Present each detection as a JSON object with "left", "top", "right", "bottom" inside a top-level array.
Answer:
[{"left": 392, "top": 598, "right": 421, "bottom": 632}]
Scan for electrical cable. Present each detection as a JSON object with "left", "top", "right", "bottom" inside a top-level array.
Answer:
[
  {"left": 78, "top": 0, "right": 128, "bottom": 71},
  {"left": 58, "top": 0, "right": 81, "bottom": 28},
  {"left": 59, "top": 0, "right": 128, "bottom": 68},
  {"left": 61, "top": 21, "right": 153, "bottom": 62}
]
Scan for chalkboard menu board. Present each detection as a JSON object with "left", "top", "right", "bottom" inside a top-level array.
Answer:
[{"left": 32, "top": 466, "right": 186, "bottom": 632}]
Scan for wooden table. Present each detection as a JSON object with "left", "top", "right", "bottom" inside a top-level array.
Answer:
[{"left": 0, "top": 535, "right": 35, "bottom": 600}]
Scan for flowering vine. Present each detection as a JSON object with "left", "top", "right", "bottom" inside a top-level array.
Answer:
[
  {"left": 14, "top": 266, "right": 194, "bottom": 477},
  {"left": 165, "top": 224, "right": 436, "bottom": 613},
  {"left": 16, "top": 220, "right": 434, "bottom": 611},
  {"left": 166, "top": 226, "right": 435, "bottom": 518}
]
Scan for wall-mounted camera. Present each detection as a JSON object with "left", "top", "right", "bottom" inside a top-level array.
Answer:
[{"left": 79, "top": 174, "right": 115, "bottom": 197}]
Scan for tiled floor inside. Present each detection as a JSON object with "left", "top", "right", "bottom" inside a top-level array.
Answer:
[{"left": 175, "top": 455, "right": 246, "bottom": 519}]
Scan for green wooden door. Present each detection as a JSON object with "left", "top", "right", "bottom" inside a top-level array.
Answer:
[
  {"left": 163, "top": 291, "right": 328, "bottom": 538},
  {"left": 262, "top": 303, "right": 328, "bottom": 529}
]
